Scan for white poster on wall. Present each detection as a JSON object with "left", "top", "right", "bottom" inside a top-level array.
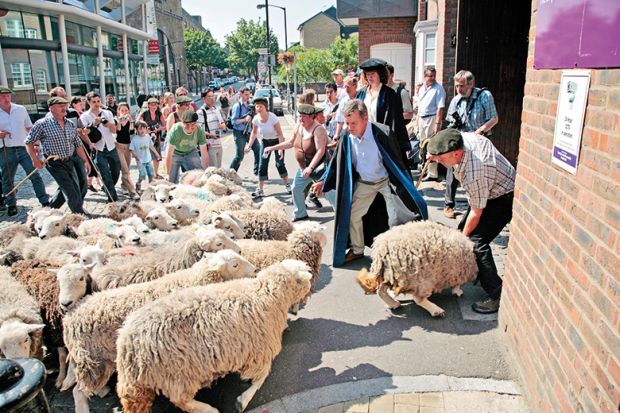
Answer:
[{"left": 551, "top": 70, "right": 591, "bottom": 175}]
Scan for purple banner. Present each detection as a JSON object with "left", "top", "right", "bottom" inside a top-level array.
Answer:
[
  {"left": 534, "top": 0, "right": 620, "bottom": 69},
  {"left": 553, "top": 146, "right": 577, "bottom": 168}
]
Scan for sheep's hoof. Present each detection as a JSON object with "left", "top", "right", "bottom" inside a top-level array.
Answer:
[
  {"left": 432, "top": 309, "right": 446, "bottom": 318},
  {"left": 54, "top": 377, "right": 63, "bottom": 389},
  {"left": 234, "top": 397, "right": 244, "bottom": 412},
  {"left": 451, "top": 286, "right": 464, "bottom": 297}
]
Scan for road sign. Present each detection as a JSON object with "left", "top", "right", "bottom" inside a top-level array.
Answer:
[{"left": 257, "top": 48, "right": 268, "bottom": 55}]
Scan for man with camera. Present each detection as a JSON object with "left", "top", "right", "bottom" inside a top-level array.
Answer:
[
  {"left": 229, "top": 87, "right": 259, "bottom": 176},
  {"left": 443, "top": 70, "right": 498, "bottom": 219},
  {"left": 80, "top": 91, "right": 120, "bottom": 202}
]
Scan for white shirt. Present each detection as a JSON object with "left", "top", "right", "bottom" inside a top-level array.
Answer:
[
  {"left": 363, "top": 90, "right": 378, "bottom": 123},
  {"left": 80, "top": 109, "right": 116, "bottom": 151},
  {"left": 252, "top": 112, "right": 280, "bottom": 141},
  {"left": 334, "top": 95, "right": 352, "bottom": 124},
  {"left": 197, "top": 105, "right": 224, "bottom": 148},
  {"left": 323, "top": 98, "right": 339, "bottom": 137},
  {"left": 0, "top": 103, "right": 32, "bottom": 147},
  {"left": 350, "top": 122, "right": 388, "bottom": 182},
  {"left": 417, "top": 82, "right": 446, "bottom": 117}
]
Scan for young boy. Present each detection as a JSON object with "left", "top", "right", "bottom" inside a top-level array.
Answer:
[{"left": 130, "top": 120, "right": 161, "bottom": 190}]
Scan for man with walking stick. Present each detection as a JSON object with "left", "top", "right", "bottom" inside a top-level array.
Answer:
[
  {"left": 0, "top": 86, "right": 50, "bottom": 216},
  {"left": 25, "top": 96, "right": 91, "bottom": 215}
]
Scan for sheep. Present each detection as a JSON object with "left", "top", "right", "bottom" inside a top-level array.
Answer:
[
  {"left": 115, "top": 259, "right": 312, "bottom": 413},
  {"left": 27, "top": 207, "right": 63, "bottom": 234},
  {"left": 0, "top": 223, "right": 35, "bottom": 249},
  {"left": 0, "top": 267, "right": 45, "bottom": 360},
  {"left": 20, "top": 236, "right": 105, "bottom": 267},
  {"left": 56, "top": 263, "right": 99, "bottom": 313},
  {"left": 235, "top": 221, "right": 327, "bottom": 291},
  {"left": 76, "top": 218, "right": 142, "bottom": 246},
  {"left": 210, "top": 212, "right": 246, "bottom": 239},
  {"left": 222, "top": 208, "right": 293, "bottom": 241},
  {"left": 107, "top": 200, "right": 147, "bottom": 222},
  {"left": 165, "top": 198, "right": 200, "bottom": 225},
  {"left": 157, "top": 184, "right": 220, "bottom": 207},
  {"left": 356, "top": 221, "right": 478, "bottom": 317},
  {"left": 203, "top": 166, "right": 243, "bottom": 185},
  {"left": 121, "top": 214, "right": 151, "bottom": 235},
  {"left": 139, "top": 181, "right": 174, "bottom": 202},
  {"left": 145, "top": 208, "right": 178, "bottom": 231},
  {"left": 38, "top": 213, "right": 87, "bottom": 239},
  {"left": 63, "top": 249, "right": 256, "bottom": 413},
  {"left": 94, "top": 227, "right": 240, "bottom": 289}
]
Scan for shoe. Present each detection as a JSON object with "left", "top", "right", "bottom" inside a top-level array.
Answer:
[
  {"left": 344, "top": 249, "right": 364, "bottom": 264},
  {"left": 472, "top": 295, "right": 500, "bottom": 314},
  {"left": 7, "top": 206, "right": 18, "bottom": 217},
  {"left": 41, "top": 202, "right": 50, "bottom": 207},
  {"left": 285, "top": 183, "right": 292, "bottom": 194},
  {"left": 251, "top": 188, "right": 264, "bottom": 199},
  {"left": 131, "top": 193, "right": 141, "bottom": 201},
  {"left": 88, "top": 185, "right": 98, "bottom": 192},
  {"left": 292, "top": 214, "right": 308, "bottom": 222},
  {"left": 135, "top": 182, "right": 141, "bottom": 192},
  {"left": 0, "top": 196, "right": 6, "bottom": 212},
  {"left": 443, "top": 207, "right": 456, "bottom": 219},
  {"left": 307, "top": 193, "right": 323, "bottom": 208},
  {"left": 421, "top": 175, "right": 438, "bottom": 182}
]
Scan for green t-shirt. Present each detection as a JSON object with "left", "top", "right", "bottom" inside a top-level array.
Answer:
[{"left": 168, "top": 123, "right": 206, "bottom": 155}]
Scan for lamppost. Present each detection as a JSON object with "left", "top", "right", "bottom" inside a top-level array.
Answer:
[{"left": 257, "top": 2, "right": 288, "bottom": 110}]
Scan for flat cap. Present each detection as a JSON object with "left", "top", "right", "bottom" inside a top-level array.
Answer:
[
  {"left": 0, "top": 86, "right": 13, "bottom": 94},
  {"left": 426, "top": 128, "right": 464, "bottom": 155},
  {"left": 181, "top": 110, "right": 198, "bottom": 123},
  {"left": 47, "top": 96, "right": 69, "bottom": 106},
  {"left": 176, "top": 96, "right": 193, "bottom": 105},
  {"left": 297, "top": 104, "right": 321, "bottom": 115},
  {"left": 359, "top": 57, "right": 388, "bottom": 71},
  {"left": 147, "top": 97, "right": 159, "bottom": 104},
  {"left": 332, "top": 69, "right": 344, "bottom": 75}
]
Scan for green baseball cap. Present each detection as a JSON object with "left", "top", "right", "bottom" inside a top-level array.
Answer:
[{"left": 426, "top": 128, "right": 464, "bottom": 155}]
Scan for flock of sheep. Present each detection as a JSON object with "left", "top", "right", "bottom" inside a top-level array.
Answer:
[{"left": 0, "top": 166, "right": 479, "bottom": 413}]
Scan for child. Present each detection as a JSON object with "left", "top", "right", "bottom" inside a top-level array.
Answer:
[{"left": 130, "top": 120, "right": 161, "bottom": 191}]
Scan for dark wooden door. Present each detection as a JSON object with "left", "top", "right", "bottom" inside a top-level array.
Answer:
[{"left": 456, "top": 0, "right": 531, "bottom": 165}]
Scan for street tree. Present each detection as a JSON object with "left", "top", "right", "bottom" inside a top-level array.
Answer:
[
  {"left": 225, "top": 18, "right": 278, "bottom": 77},
  {"left": 184, "top": 29, "right": 227, "bottom": 70}
]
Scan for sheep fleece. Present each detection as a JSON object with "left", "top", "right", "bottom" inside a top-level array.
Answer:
[{"left": 370, "top": 221, "right": 478, "bottom": 297}]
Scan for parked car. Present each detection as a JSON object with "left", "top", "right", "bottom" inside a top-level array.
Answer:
[{"left": 253, "top": 88, "right": 284, "bottom": 116}]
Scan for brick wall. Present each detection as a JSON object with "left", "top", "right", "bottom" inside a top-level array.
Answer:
[
  {"left": 499, "top": 1, "right": 620, "bottom": 412},
  {"left": 436, "top": 0, "right": 458, "bottom": 100},
  {"left": 300, "top": 14, "right": 341, "bottom": 49}
]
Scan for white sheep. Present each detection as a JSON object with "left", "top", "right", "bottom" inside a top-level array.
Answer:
[
  {"left": 77, "top": 218, "right": 142, "bottom": 246},
  {"left": 94, "top": 227, "right": 240, "bottom": 289},
  {"left": 38, "top": 213, "right": 86, "bottom": 239},
  {"left": 222, "top": 208, "right": 293, "bottom": 241},
  {"left": 27, "top": 207, "right": 63, "bottom": 234},
  {"left": 210, "top": 212, "right": 246, "bottom": 239},
  {"left": 157, "top": 184, "right": 220, "bottom": 208},
  {"left": 145, "top": 208, "right": 179, "bottom": 231},
  {"left": 115, "top": 259, "right": 312, "bottom": 413},
  {"left": 0, "top": 267, "right": 45, "bottom": 360},
  {"left": 56, "top": 263, "right": 99, "bottom": 313},
  {"left": 107, "top": 200, "right": 147, "bottom": 222},
  {"left": 121, "top": 214, "right": 151, "bottom": 235},
  {"left": 20, "top": 236, "right": 105, "bottom": 267},
  {"left": 63, "top": 249, "right": 256, "bottom": 413},
  {"left": 165, "top": 199, "right": 200, "bottom": 225},
  {"left": 357, "top": 221, "right": 478, "bottom": 317}
]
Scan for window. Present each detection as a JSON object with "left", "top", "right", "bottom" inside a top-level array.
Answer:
[
  {"left": 35, "top": 69, "right": 47, "bottom": 94},
  {"left": 11, "top": 63, "right": 33, "bottom": 89},
  {"left": 24, "top": 28, "right": 37, "bottom": 39},
  {"left": 424, "top": 33, "right": 436, "bottom": 65},
  {"left": 5, "top": 19, "right": 23, "bottom": 37}
]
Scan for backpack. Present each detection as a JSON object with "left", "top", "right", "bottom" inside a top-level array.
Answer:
[{"left": 396, "top": 84, "right": 411, "bottom": 106}]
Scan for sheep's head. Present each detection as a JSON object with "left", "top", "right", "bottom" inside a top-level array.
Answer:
[
  {"left": 109, "top": 201, "right": 144, "bottom": 220},
  {"left": 166, "top": 199, "right": 200, "bottom": 222},
  {"left": 155, "top": 185, "right": 174, "bottom": 202},
  {"left": 212, "top": 213, "right": 245, "bottom": 239},
  {"left": 224, "top": 168, "right": 242, "bottom": 185},
  {"left": 196, "top": 228, "right": 240, "bottom": 253},
  {"left": 356, "top": 268, "right": 380, "bottom": 295},
  {"left": 146, "top": 209, "right": 179, "bottom": 231},
  {"left": 54, "top": 263, "right": 95, "bottom": 312},
  {"left": 30, "top": 208, "right": 61, "bottom": 234},
  {"left": 291, "top": 221, "right": 328, "bottom": 247},
  {"left": 122, "top": 214, "right": 151, "bottom": 235},
  {"left": 110, "top": 224, "right": 142, "bottom": 246},
  {"left": 39, "top": 215, "right": 66, "bottom": 239},
  {"left": 0, "top": 319, "right": 45, "bottom": 359},
  {"left": 72, "top": 241, "right": 107, "bottom": 267},
  {"left": 206, "top": 249, "right": 256, "bottom": 278},
  {"left": 259, "top": 197, "right": 286, "bottom": 210}
]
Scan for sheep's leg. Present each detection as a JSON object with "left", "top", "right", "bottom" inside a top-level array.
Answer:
[
  {"left": 73, "top": 386, "right": 90, "bottom": 413},
  {"left": 60, "top": 360, "right": 76, "bottom": 391},
  {"left": 95, "top": 385, "right": 110, "bottom": 398},
  {"left": 378, "top": 284, "right": 401, "bottom": 309},
  {"left": 236, "top": 371, "right": 269, "bottom": 412},
  {"left": 452, "top": 285, "right": 464, "bottom": 297},
  {"left": 174, "top": 399, "right": 219, "bottom": 413},
  {"left": 55, "top": 346, "right": 68, "bottom": 389},
  {"left": 412, "top": 295, "right": 445, "bottom": 317}
]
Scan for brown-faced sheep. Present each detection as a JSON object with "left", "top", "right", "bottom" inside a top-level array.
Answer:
[
  {"left": 107, "top": 200, "right": 147, "bottom": 222},
  {"left": 63, "top": 249, "right": 256, "bottom": 413},
  {"left": 115, "top": 259, "right": 312, "bottom": 413},
  {"left": 357, "top": 221, "right": 478, "bottom": 317}
]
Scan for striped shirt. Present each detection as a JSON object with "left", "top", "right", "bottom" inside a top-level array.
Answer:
[
  {"left": 455, "top": 132, "right": 515, "bottom": 209},
  {"left": 197, "top": 105, "right": 224, "bottom": 148},
  {"left": 25, "top": 115, "right": 82, "bottom": 159}
]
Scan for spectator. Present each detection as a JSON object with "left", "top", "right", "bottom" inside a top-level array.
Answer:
[
  {"left": 197, "top": 88, "right": 226, "bottom": 168},
  {"left": 332, "top": 69, "right": 347, "bottom": 102},
  {"left": 333, "top": 76, "right": 359, "bottom": 143},
  {"left": 417, "top": 67, "right": 446, "bottom": 181},
  {"left": 229, "top": 87, "right": 259, "bottom": 175},
  {"left": 130, "top": 120, "right": 160, "bottom": 191},
  {"left": 165, "top": 110, "right": 208, "bottom": 184},
  {"left": 312, "top": 99, "right": 428, "bottom": 267},
  {"left": 25, "top": 96, "right": 91, "bottom": 214},
  {"left": 70, "top": 96, "right": 101, "bottom": 193},
  {"left": 160, "top": 92, "right": 175, "bottom": 119},
  {"left": 244, "top": 97, "right": 290, "bottom": 198},
  {"left": 323, "top": 82, "right": 339, "bottom": 140},
  {"left": 105, "top": 93, "right": 118, "bottom": 116},
  {"left": 0, "top": 86, "right": 50, "bottom": 216},
  {"left": 386, "top": 64, "right": 414, "bottom": 121},
  {"left": 137, "top": 97, "right": 166, "bottom": 178},
  {"left": 171, "top": 87, "right": 199, "bottom": 112},
  {"left": 115, "top": 102, "right": 140, "bottom": 200},
  {"left": 217, "top": 86, "right": 231, "bottom": 122}
]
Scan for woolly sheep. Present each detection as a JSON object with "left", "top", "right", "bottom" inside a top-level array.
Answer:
[
  {"left": 27, "top": 207, "right": 63, "bottom": 234},
  {"left": 21, "top": 236, "right": 105, "bottom": 267},
  {"left": 145, "top": 208, "right": 179, "bottom": 231},
  {"left": 0, "top": 223, "right": 35, "bottom": 249},
  {"left": 157, "top": 184, "right": 219, "bottom": 207},
  {"left": 165, "top": 199, "right": 200, "bottom": 225},
  {"left": 56, "top": 263, "right": 99, "bottom": 312},
  {"left": 107, "top": 200, "right": 147, "bottom": 222},
  {"left": 223, "top": 208, "right": 293, "bottom": 241},
  {"left": 203, "top": 166, "right": 243, "bottom": 185},
  {"left": 115, "top": 259, "right": 312, "bottom": 413},
  {"left": 77, "top": 218, "right": 142, "bottom": 246},
  {"left": 357, "top": 221, "right": 478, "bottom": 317},
  {"left": 236, "top": 221, "right": 327, "bottom": 291},
  {"left": 211, "top": 212, "right": 245, "bottom": 239},
  {"left": 38, "top": 213, "right": 86, "bottom": 239},
  {"left": 121, "top": 214, "right": 151, "bottom": 235},
  {"left": 94, "top": 227, "right": 240, "bottom": 289},
  {"left": 0, "top": 267, "right": 45, "bottom": 360},
  {"left": 64, "top": 249, "right": 256, "bottom": 413}
]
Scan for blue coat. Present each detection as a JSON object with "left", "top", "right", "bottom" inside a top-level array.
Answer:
[{"left": 322, "top": 122, "right": 428, "bottom": 267}]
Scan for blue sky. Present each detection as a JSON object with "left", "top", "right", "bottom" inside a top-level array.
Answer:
[{"left": 182, "top": 0, "right": 337, "bottom": 49}]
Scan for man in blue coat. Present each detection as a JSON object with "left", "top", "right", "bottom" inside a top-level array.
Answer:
[{"left": 312, "top": 99, "right": 428, "bottom": 267}]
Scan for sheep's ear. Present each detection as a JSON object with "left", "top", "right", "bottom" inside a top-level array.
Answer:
[
  {"left": 26, "top": 323, "right": 46, "bottom": 333},
  {"left": 83, "top": 262, "right": 97, "bottom": 270},
  {"left": 131, "top": 214, "right": 139, "bottom": 219}
]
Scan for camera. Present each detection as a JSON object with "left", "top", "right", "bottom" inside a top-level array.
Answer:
[
  {"left": 101, "top": 118, "right": 109, "bottom": 125},
  {"left": 448, "top": 111, "right": 465, "bottom": 130},
  {"left": 247, "top": 104, "right": 256, "bottom": 117}
]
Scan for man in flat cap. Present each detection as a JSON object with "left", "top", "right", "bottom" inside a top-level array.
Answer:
[
  {"left": 165, "top": 110, "right": 208, "bottom": 183},
  {"left": 25, "top": 96, "right": 91, "bottom": 214},
  {"left": 0, "top": 86, "right": 50, "bottom": 216},
  {"left": 313, "top": 99, "right": 428, "bottom": 267},
  {"left": 426, "top": 128, "right": 515, "bottom": 314},
  {"left": 356, "top": 57, "right": 410, "bottom": 164}
]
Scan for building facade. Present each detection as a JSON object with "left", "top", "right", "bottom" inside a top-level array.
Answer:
[{"left": 298, "top": 6, "right": 358, "bottom": 50}]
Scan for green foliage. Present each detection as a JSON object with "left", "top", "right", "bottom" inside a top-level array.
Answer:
[
  {"left": 225, "top": 19, "right": 279, "bottom": 77},
  {"left": 277, "top": 34, "right": 358, "bottom": 84},
  {"left": 184, "top": 29, "right": 227, "bottom": 70}
]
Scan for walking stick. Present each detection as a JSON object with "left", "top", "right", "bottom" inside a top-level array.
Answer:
[{"left": 6, "top": 155, "right": 59, "bottom": 197}]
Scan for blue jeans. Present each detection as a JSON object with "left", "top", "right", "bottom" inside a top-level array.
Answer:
[
  {"left": 0, "top": 146, "right": 49, "bottom": 207},
  {"left": 46, "top": 154, "right": 87, "bottom": 214},
  {"left": 230, "top": 129, "right": 259, "bottom": 175},
  {"left": 138, "top": 161, "right": 155, "bottom": 181},
  {"left": 169, "top": 149, "right": 202, "bottom": 183},
  {"left": 259, "top": 139, "right": 288, "bottom": 181},
  {"left": 292, "top": 168, "right": 336, "bottom": 219},
  {"left": 95, "top": 147, "right": 121, "bottom": 202}
]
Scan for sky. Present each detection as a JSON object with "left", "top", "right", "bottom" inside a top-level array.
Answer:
[{"left": 182, "top": 0, "right": 337, "bottom": 50}]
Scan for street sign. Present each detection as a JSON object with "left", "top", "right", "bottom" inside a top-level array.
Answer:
[
  {"left": 147, "top": 39, "right": 160, "bottom": 65},
  {"left": 257, "top": 61, "right": 266, "bottom": 75},
  {"left": 257, "top": 48, "right": 268, "bottom": 55}
]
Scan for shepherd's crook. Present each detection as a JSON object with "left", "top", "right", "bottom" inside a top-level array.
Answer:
[{"left": 6, "top": 155, "right": 59, "bottom": 197}]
